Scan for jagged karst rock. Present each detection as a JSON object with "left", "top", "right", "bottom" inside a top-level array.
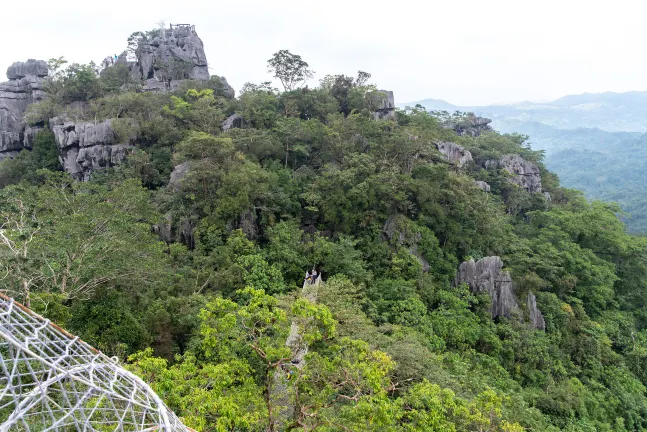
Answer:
[
  {"left": 456, "top": 256, "right": 521, "bottom": 321},
  {"left": 486, "top": 154, "right": 542, "bottom": 193},
  {"left": 444, "top": 113, "right": 492, "bottom": 137},
  {"left": 0, "top": 60, "right": 48, "bottom": 154},
  {"left": 383, "top": 215, "right": 430, "bottom": 272},
  {"left": 543, "top": 191, "right": 552, "bottom": 201},
  {"left": 436, "top": 141, "right": 473, "bottom": 167},
  {"left": 221, "top": 113, "right": 243, "bottom": 132},
  {"left": 475, "top": 180, "right": 491, "bottom": 192},
  {"left": 51, "top": 119, "right": 134, "bottom": 180},
  {"left": 373, "top": 90, "right": 396, "bottom": 121},
  {"left": 168, "top": 161, "right": 190, "bottom": 191},
  {"left": 213, "top": 76, "right": 235, "bottom": 99},
  {"left": 6, "top": 60, "right": 48, "bottom": 79},
  {"left": 526, "top": 292, "right": 546, "bottom": 330},
  {"left": 455, "top": 256, "right": 546, "bottom": 330}
]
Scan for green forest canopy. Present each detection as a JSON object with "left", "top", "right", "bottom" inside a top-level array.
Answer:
[{"left": 1, "top": 47, "right": 647, "bottom": 431}]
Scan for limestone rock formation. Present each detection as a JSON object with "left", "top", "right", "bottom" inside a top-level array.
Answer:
[
  {"left": 221, "top": 113, "right": 243, "bottom": 132},
  {"left": 444, "top": 113, "right": 493, "bottom": 137},
  {"left": 455, "top": 256, "right": 545, "bottom": 330},
  {"left": 486, "top": 154, "right": 542, "bottom": 193},
  {"left": 111, "top": 24, "right": 218, "bottom": 93},
  {"left": 475, "top": 180, "right": 491, "bottom": 192},
  {"left": 436, "top": 141, "right": 473, "bottom": 167},
  {"left": 526, "top": 292, "right": 546, "bottom": 331},
  {"left": 0, "top": 60, "right": 48, "bottom": 155},
  {"left": 168, "top": 161, "right": 190, "bottom": 191},
  {"left": 373, "top": 90, "right": 396, "bottom": 120},
  {"left": 51, "top": 119, "right": 133, "bottom": 180},
  {"left": 456, "top": 257, "right": 520, "bottom": 321},
  {"left": 383, "top": 215, "right": 430, "bottom": 272}
]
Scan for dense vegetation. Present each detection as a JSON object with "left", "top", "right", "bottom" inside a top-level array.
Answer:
[
  {"left": 1, "top": 45, "right": 647, "bottom": 431},
  {"left": 410, "top": 97, "right": 647, "bottom": 233}
]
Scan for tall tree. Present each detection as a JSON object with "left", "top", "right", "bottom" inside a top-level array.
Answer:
[{"left": 267, "top": 50, "right": 314, "bottom": 91}]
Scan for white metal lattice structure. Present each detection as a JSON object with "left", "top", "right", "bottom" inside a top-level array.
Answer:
[{"left": 0, "top": 293, "right": 192, "bottom": 431}]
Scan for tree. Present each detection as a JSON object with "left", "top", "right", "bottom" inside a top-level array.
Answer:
[{"left": 267, "top": 50, "right": 314, "bottom": 91}]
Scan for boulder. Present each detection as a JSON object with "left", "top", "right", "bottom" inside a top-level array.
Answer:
[
  {"left": 455, "top": 256, "right": 521, "bottom": 321},
  {"left": 486, "top": 154, "right": 542, "bottom": 193},
  {"left": 475, "top": 180, "right": 491, "bottom": 192},
  {"left": 221, "top": 113, "right": 243, "bottom": 132},
  {"left": 436, "top": 141, "right": 473, "bottom": 167}
]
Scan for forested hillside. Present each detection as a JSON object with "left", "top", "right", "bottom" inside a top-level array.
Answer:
[
  {"left": 406, "top": 95, "right": 647, "bottom": 233},
  {"left": 1, "top": 30, "right": 647, "bottom": 431}
]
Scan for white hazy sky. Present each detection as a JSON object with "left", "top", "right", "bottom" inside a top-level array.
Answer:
[{"left": 1, "top": 0, "right": 645, "bottom": 106}]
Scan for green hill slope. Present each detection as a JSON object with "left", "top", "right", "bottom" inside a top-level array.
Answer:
[{"left": 1, "top": 46, "right": 647, "bottom": 432}]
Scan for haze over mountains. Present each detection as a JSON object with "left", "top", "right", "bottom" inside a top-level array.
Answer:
[{"left": 403, "top": 92, "right": 647, "bottom": 232}]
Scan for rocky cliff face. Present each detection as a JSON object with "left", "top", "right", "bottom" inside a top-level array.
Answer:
[
  {"left": 486, "top": 154, "right": 542, "bottom": 193},
  {"left": 0, "top": 60, "right": 48, "bottom": 156},
  {"left": 51, "top": 119, "right": 133, "bottom": 181},
  {"left": 112, "top": 24, "right": 234, "bottom": 96},
  {"left": 455, "top": 256, "right": 545, "bottom": 330},
  {"left": 436, "top": 141, "right": 473, "bottom": 167}
]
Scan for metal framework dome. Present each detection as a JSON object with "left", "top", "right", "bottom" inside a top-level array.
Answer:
[{"left": 0, "top": 293, "right": 192, "bottom": 431}]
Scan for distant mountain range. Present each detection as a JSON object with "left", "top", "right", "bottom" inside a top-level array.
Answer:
[
  {"left": 402, "top": 91, "right": 647, "bottom": 135},
  {"left": 401, "top": 91, "right": 647, "bottom": 232}
]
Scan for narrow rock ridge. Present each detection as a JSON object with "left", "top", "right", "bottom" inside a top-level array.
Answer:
[{"left": 455, "top": 256, "right": 545, "bottom": 330}]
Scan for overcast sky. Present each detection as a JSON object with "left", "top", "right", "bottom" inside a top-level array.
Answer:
[{"left": 1, "top": 0, "right": 644, "bottom": 106}]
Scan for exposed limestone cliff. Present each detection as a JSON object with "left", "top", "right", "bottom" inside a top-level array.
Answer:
[
  {"left": 486, "top": 154, "right": 542, "bottom": 193},
  {"left": 0, "top": 60, "right": 47, "bottom": 155},
  {"left": 111, "top": 24, "right": 234, "bottom": 96},
  {"left": 436, "top": 141, "right": 473, "bottom": 167},
  {"left": 455, "top": 256, "right": 545, "bottom": 330},
  {"left": 51, "top": 119, "right": 134, "bottom": 181}
]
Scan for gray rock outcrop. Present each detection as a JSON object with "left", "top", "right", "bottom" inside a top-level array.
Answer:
[
  {"left": 168, "top": 161, "right": 190, "bottom": 191},
  {"left": 475, "top": 180, "right": 491, "bottom": 192},
  {"left": 221, "top": 113, "right": 243, "bottom": 132},
  {"left": 436, "top": 141, "right": 473, "bottom": 167},
  {"left": 486, "top": 154, "right": 542, "bottom": 193},
  {"left": 444, "top": 113, "right": 493, "bottom": 137},
  {"left": 373, "top": 90, "right": 396, "bottom": 120},
  {"left": 455, "top": 256, "right": 545, "bottom": 330},
  {"left": 456, "top": 256, "right": 521, "bottom": 321},
  {"left": 0, "top": 60, "right": 48, "bottom": 155},
  {"left": 526, "top": 292, "right": 546, "bottom": 330},
  {"left": 383, "top": 215, "right": 430, "bottom": 272},
  {"left": 52, "top": 119, "right": 133, "bottom": 180},
  {"left": 112, "top": 24, "right": 215, "bottom": 92}
]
